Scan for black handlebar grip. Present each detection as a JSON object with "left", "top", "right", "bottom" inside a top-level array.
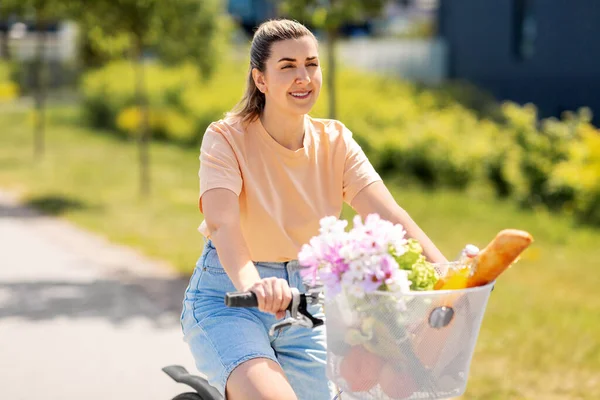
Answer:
[{"left": 225, "top": 291, "right": 259, "bottom": 308}]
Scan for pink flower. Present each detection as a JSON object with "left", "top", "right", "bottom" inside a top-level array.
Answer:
[{"left": 298, "top": 214, "right": 411, "bottom": 298}]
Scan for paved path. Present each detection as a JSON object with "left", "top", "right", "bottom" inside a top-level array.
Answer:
[{"left": 0, "top": 191, "right": 199, "bottom": 400}]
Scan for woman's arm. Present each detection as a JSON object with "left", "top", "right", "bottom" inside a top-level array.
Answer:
[
  {"left": 201, "top": 188, "right": 292, "bottom": 318},
  {"left": 350, "top": 181, "right": 448, "bottom": 263},
  {"left": 201, "top": 188, "right": 261, "bottom": 291}
]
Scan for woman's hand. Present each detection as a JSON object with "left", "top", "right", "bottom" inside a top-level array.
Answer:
[{"left": 245, "top": 277, "right": 293, "bottom": 319}]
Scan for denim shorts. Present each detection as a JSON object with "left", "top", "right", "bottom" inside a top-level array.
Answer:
[{"left": 180, "top": 240, "right": 334, "bottom": 399}]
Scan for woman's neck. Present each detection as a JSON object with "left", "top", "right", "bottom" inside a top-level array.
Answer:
[{"left": 260, "top": 104, "right": 305, "bottom": 151}]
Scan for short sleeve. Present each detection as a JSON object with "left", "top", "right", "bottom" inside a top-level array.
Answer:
[
  {"left": 198, "top": 124, "right": 243, "bottom": 212},
  {"left": 342, "top": 126, "right": 382, "bottom": 204}
]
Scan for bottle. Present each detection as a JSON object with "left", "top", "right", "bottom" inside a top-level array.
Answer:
[
  {"left": 457, "top": 244, "right": 480, "bottom": 265},
  {"left": 434, "top": 244, "right": 479, "bottom": 290}
]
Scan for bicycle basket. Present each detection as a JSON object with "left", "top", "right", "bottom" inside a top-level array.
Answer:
[{"left": 325, "top": 281, "right": 494, "bottom": 399}]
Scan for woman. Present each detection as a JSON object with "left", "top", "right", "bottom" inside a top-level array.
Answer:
[{"left": 181, "top": 18, "right": 448, "bottom": 400}]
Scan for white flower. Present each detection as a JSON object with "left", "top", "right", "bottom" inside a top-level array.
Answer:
[
  {"left": 388, "top": 269, "right": 411, "bottom": 294},
  {"left": 348, "top": 259, "right": 365, "bottom": 272},
  {"left": 338, "top": 245, "right": 355, "bottom": 261},
  {"left": 347, "top": 283, "right": 366, "bottom": 299},
  {"left": 319, "top": 216, "right": 348, "bottom": 235}
]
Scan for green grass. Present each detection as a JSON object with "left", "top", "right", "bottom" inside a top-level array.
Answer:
[{"left": 1, "top": 106, "right": 599, "bottom": 399}]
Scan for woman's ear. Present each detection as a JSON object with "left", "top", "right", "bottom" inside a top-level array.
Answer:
[{"left": 252, "top": 68, "right": 267, "bottom": 94}]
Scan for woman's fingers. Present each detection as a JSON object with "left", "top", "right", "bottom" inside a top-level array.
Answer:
[
  {"left": 262, "top": 279, "right": 273, "bottom": 312},
  {"left": 249, "top": 282, "right": 266, "bottom": 313},
  {"left": 271, "top": 278, "right": 284, "bottom": 312},
  {"left": 280, "top": 279, "right": 293, "bottom": 313},
  {"left": 250, "top": 278, "right": 293, "bottom": 317}
]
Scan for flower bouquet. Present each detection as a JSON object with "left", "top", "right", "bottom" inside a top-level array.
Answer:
[{"left": 298, "top": 214, "right": 503, "bottom": 399}]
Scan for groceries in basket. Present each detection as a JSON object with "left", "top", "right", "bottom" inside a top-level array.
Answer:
[{"left": 298, "top": 214, "right": 533, "bottom": 399}]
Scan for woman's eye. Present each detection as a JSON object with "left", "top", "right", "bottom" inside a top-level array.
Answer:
[
  {"left": 281, "top": 64, "right": 294, "bottom": 69},
  {"left": 308, "top": 63, "right": 319, "bottom": 67}
]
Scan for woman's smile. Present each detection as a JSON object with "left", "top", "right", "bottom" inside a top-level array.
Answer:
[{"left": 289, "top": 90, "right": 312, "bottom": 100}]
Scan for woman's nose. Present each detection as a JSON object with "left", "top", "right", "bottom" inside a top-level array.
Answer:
[{"left": 295, "top": 68, "right": 311, "bottom": 84}]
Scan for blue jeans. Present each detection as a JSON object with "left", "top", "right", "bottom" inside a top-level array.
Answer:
[{"left": 180, "top": 240, "right": 333, "bottom": 399}]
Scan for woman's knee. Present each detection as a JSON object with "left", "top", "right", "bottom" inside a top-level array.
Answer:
[{"left": 226, "top": 357, "right": 298, "bottom": 400}]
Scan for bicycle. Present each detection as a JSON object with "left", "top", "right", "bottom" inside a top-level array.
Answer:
[{"left": 163, "top": 286, "right": 332, "bottom": 400}]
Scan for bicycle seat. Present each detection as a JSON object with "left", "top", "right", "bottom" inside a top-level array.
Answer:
[{"left": 162, "top": 365, "right": 224, "bottom": 400}]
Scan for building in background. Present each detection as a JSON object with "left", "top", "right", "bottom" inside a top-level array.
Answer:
[
  {"left": 438, "top": 0, "right": 600, "bottom": 123},
  {"left": 0, "top": 21, "right": 77, "bottom": 62},
  {"left": 226, "top": 0, "right": 437, "bottom": 38},
  {"left": 227, "top": 0, "right": 278, "bottom": 35},
  {"left": 0, "top": 19, "right": 77, "bottom": 91}
]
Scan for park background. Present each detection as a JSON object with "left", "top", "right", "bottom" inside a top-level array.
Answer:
[{"left": 1, "top": 1, "right": 599, "bottom": 399}]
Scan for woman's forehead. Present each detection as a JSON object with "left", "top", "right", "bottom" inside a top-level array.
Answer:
[{"left": 269, "top": 37, "right": 319, "bottom": 60}]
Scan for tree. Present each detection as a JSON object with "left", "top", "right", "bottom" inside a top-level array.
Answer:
[
  {"left": 279, "top": 0, "right": 387, "bottom": 119},
  {"left": 0, "top": 20, "right": 11, "bottom": 60},
  {"left": 0, "top": 0, "right": 70, "bottom": 159},
  {"left": 75, "top": 0, "right": 228, "bottom": 196}
]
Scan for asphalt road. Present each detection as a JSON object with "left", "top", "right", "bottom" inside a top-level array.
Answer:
[{"left": 0, "top": 191, "right": 200, "bottom": 400}]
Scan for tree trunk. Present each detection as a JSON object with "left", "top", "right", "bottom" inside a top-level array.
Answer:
[
  {"left": 0, "top": 32, "right": 11, "bottom": 60},
  {"left": 132, "top": 35, "right": 151, "bottom": 197},
  {"left": 33, "top": 17, "right": 48, "bottom": 159},
  {"left": 326, "top": 28, "right": 337, "bottom": 120}
]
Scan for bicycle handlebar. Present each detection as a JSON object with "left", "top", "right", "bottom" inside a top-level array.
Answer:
[
  {"left": 224, "top": 287, "right": 324, "bottom": 335},
  {"left": 224, "top": 291, "right": 259, "bottom": 308}
]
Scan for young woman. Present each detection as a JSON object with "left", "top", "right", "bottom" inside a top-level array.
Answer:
[{"left": 180, "top": 19, "right": 448, "bottom": 400}]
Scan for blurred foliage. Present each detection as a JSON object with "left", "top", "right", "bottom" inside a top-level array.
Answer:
[
  {"left": 70, "top": 0, "right": 231, "bottom": 195},
  {"left": 0, "top": 81, "right": 19, "bottom": 101},
  {"left": 0, "top": 62, "right": 19, "bottom": 101},
  {"left": 279, "top": 0, "right": 387, "bottom": 31},
  {"left": 80, "top": 60, "right": 244, "bottom": 145},
  {"left": 549, "top": 114, "right": 600, "bottom": 225},
  {"left": 80, "top": 61, "right": 600, "bottom": 226},
  {"left": 1, "top": 0, "right": 83, "bottom": 159},
  {"left": 0, "top": 0, "right": 69, "bottom": 21},
  {"left": 74, "top": 0, "right": 231, "bottom": 77}
]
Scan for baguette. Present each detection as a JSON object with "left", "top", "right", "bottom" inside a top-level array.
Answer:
[{"left": 466, "top": 229, "right": 534, "bottom": 288}]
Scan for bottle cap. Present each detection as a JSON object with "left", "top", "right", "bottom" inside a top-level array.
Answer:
[{"left": 464, "top": 244, "right": 479, "bottom": 257}]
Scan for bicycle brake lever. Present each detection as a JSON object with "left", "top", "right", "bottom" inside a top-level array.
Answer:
[
  {"left": 297, "top": 300, "right": 324, "bottom": 329},
  {"left": 269, "top": 317, "right": 311, "bottom": 336},
  {"left": 304, "top": 286, "right": 324, "bottom": 305},
  {"left": 268, "top": 288, "right": 324, "bottom": 335}
]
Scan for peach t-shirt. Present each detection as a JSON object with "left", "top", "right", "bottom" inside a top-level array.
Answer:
[{"left": 197, "top": 114, "right": 382, "bottom": 262}]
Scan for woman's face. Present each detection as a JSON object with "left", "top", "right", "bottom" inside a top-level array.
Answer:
[{"left": 253, "top": 35, "right": 322, "bottom": 116}]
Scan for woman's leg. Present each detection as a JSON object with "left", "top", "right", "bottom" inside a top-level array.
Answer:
[
  {"left": 271, "top": 263, "right": 333, "bottom": 400},
  {"left": 272, "top": 303, "right": 333, "bottom": 400},
  {"left": 182, "top": 242, "right": 300, "bottom": 399},
  {"left": 226, "top": 358, "right": 297, "bottom": 400}
]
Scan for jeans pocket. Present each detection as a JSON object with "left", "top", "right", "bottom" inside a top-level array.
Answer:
[
  {"left": 197, "top": 257, "right": 236, "bottom": 300},
  {"left": 203, "top": 264, "right": 228, "bottom": 276},
  {"left": 181, "top": 267, "right": 205, "bottom": 334}
]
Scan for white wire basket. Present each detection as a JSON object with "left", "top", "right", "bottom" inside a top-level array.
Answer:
[{"left": 325, "top": 281, "right": 494, "bottom": 399}]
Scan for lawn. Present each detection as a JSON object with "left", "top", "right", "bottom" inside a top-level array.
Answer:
[{"left": 1, "top": 106, "right": 599, "bottom": 399}]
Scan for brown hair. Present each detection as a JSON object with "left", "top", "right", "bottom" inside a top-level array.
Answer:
[{"left": 228, "top": 19, "right": 316, "bottom": 123}]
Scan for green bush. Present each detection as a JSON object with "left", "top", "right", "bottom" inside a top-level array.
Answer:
[
  {"left": 79, "top": 60, "right": 600, "bottom": 226},
  {"left": 548, "top": 112, "right": 600, "bottom": 225},
  {"left": 80, "top": 60, "right": 244, "bottom": 144},
  {"left": 311, "top": 70, "right": 501, "bottom": 189},
  {"left": 0, "top": 61, "right": 19, "bottom": 102}
]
